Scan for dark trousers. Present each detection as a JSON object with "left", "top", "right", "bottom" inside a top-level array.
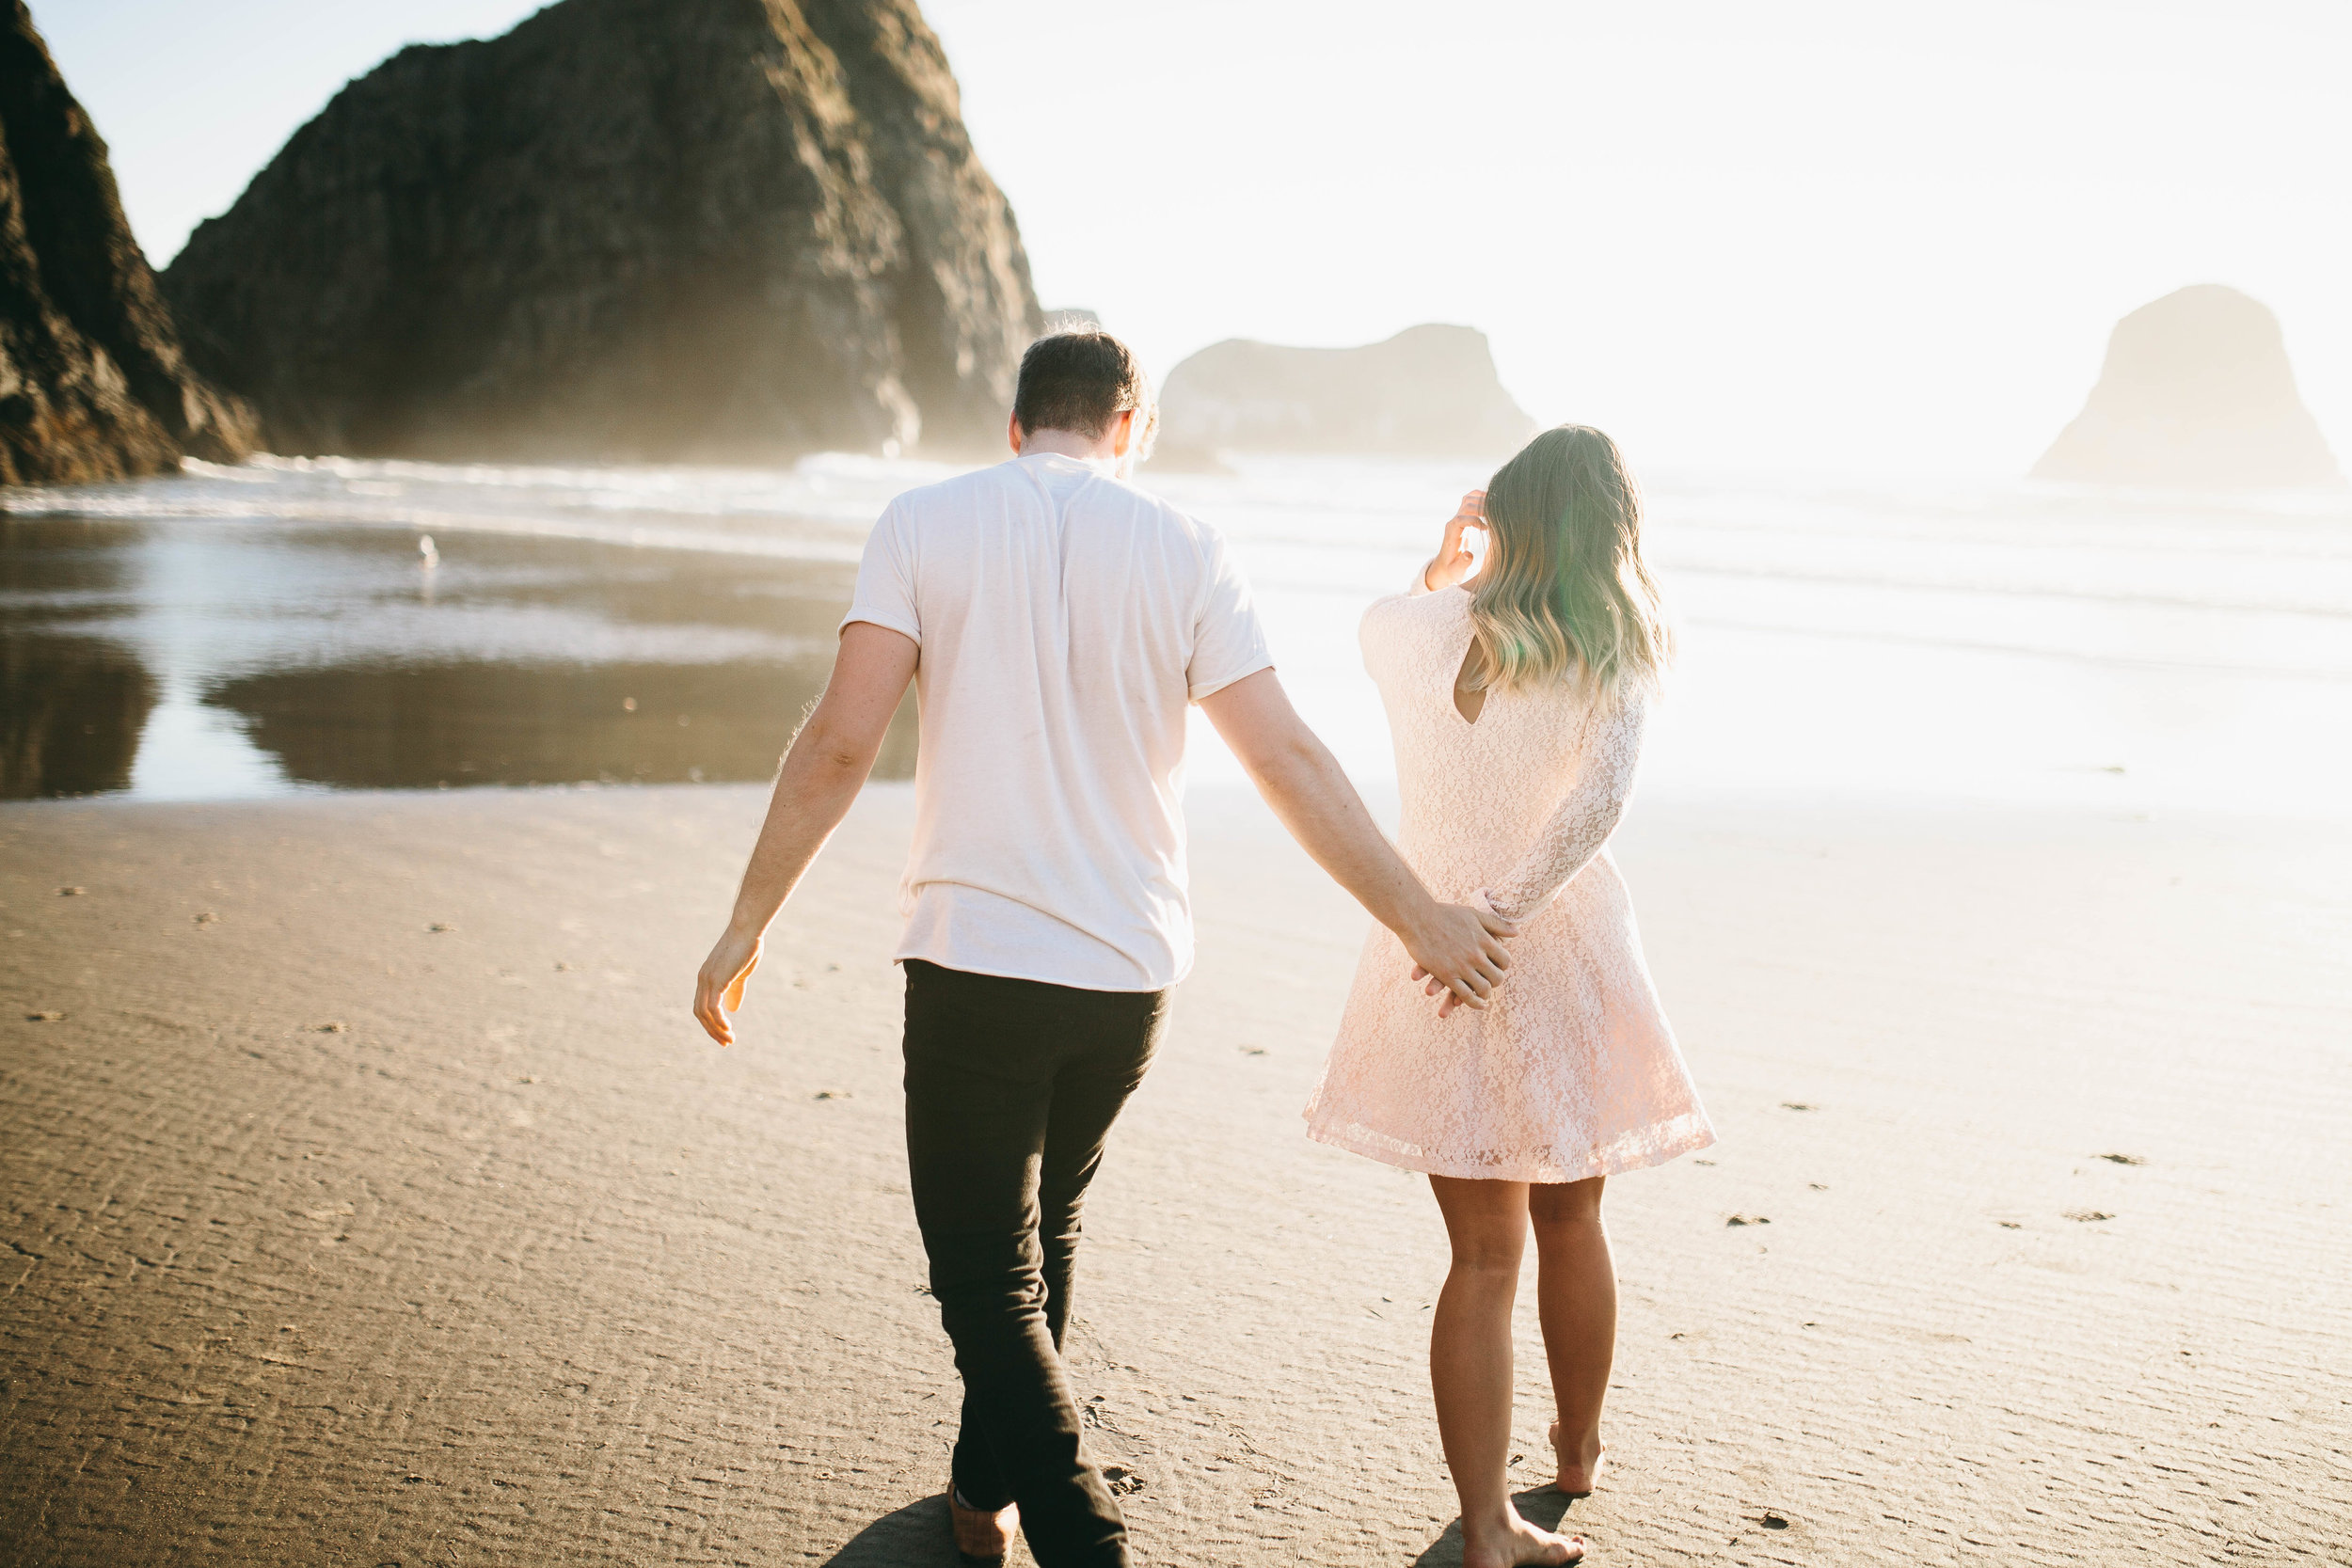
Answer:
[{"left": 901, "top": 959, "right": 1168, "bottom": 1568}]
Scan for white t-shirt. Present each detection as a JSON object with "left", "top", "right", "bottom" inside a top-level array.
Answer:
[{"left": 843, "top": 452, "right": 1273, "bottom": 990}]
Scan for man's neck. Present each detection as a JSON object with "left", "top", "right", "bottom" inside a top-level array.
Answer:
[{"left": 1018, "top": 429, "right": 1120, "bottom": 463}]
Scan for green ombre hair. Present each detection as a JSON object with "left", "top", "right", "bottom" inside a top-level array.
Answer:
[{"left": 1464, "top": 424, "right": 1671, "bottom": 703}]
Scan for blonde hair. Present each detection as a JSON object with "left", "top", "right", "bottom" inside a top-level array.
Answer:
[{"left": 1464, "top": 424, "right": 1671, "bottom": 702}]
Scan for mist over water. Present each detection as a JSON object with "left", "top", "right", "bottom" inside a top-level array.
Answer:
[{"left": 5, "top": 453, "right": 2348, "bottom": 819}]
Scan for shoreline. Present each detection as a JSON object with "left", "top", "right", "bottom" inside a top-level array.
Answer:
[{"left": 4, "top": 781, "right": 2347, "bottom": 1564}]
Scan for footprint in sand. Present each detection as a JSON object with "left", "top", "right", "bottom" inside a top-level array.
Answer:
[
  {"left": 25, "top": 1010, "right": 67, "bottom": 1022},
  {"left": 57, "top": 886, "right": 84, "bottom": 896},
  {"left": 1725, "top": 1214, "right": 1771, "bottom": 1227},
  {"left": 2064, "top": 1209, "right": 2114, "bottom": 1223},
  {"left": 1781, "top": 1101, "right": 1817, "bottom": 1111},
  {"left": 2096, "top": 1153, "right": 2146, "bottom": 1165}
]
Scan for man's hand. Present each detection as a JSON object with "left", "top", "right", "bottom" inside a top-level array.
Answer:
[
  {"left": 693, "top": 926, "right": 762, "bottom": 1046},
  {"left": 1403, "top": 899, "right": 1518, "bottom": 1017}
]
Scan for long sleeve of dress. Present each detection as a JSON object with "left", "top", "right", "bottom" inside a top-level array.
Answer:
[{"left": 1481, "top": 690, "right": 1648, "bottom": 922}]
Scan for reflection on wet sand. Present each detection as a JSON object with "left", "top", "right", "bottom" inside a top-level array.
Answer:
[
  {"left": 209, "top": 658, "right": 914, "bottom": 790},
  {"left": 0, "top": 640, "right": 155, "bottom": 798},
  {"left": 0, "top": 513, "right": 906, "bottom": 800}
]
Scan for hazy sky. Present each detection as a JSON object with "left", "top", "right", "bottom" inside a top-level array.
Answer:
[{"left": 43, "top": 0, "right": 2352, "bottom": 477}]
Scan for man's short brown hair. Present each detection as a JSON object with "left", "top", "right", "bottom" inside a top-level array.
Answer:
[{"left": 1013, "top": 327, "right": 1154, "bottom": 444}]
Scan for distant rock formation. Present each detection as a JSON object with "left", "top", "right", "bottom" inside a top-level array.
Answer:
[
  {"left": 1150, "top": 325, "right": 1534, "bottom": 468},
  {"left": 2033, "top": 285, "right": 2342, "bottom": 489},
  {"left": 0, "top": 1, "right": 253, "bottom": 484},
  {"left": 162, "top": 0, "right": 1041, "bottom": 464}
]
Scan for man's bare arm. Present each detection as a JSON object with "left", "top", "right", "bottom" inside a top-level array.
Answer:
[
  {"left": 1199, "top": 668, "right": 1514, "bottom": 1011},
  {"left": 691, "top": 622, "right": 918, "bottom": 1044}
]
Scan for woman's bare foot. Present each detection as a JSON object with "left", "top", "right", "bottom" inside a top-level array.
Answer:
[
  {"left": 1461, "top": 1509, "right": 1584, "bottom": 1568},
  {"left": 1549, "top": 1420, "right": 1608, "bottom": 1497}
]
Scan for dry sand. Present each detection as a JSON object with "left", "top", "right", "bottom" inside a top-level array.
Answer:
[{"left": 2, "top": 782, "right": 2348, "bottom": 1566}]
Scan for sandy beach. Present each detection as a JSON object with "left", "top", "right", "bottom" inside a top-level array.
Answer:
[
  {"left": 9, "top": 0, "right": 2352, "bottom": 1561},
  {"left": 4, "top": 779, "right": 2346, "bottom": 1566}
]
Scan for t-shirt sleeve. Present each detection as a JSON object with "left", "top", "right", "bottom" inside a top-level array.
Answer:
[
  {"left": 1186, "top": 527, "right": 1275, "bottom": 701},
  {"left": 841, "top": 503, "right": 921, "bottom": 642}
]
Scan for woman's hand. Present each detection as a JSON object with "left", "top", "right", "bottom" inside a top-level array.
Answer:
[{"left": 1422, "top": 490, "right": 1487, "bottom": 592}]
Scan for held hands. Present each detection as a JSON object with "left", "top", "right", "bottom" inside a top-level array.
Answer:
[
  {"left": 1401, "top": 897, "right": 1518, "bottom": 1017},
  {"left": 1422, "top": 489, "right": 1487, "bottom": 592},
  {"left": 691, "top": 925, "right": 763, "bottom": 1046}
]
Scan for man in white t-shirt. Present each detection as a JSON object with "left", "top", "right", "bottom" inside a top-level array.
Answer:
[{"left": 692, "top": 329, "right": 1515, "bottom": 1567}]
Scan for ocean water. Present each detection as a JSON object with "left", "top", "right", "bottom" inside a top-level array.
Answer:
[{"left": 4, "top": 451, "right": 2348, "bottom": 819}]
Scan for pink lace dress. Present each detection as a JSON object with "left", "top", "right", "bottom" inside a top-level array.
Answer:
[{"left": 1304, "top": 583, "right": 1714, "bottom": 1182}]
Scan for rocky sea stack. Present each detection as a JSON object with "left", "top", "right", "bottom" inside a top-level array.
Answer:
[
  {"left": 0, "top": 1, "right": 253, "bottom": 484},
  {"left": 2033, "top": 285, "right": 2341, "bottom": 490},
  {"left": 1151, "top": 325, "right": 1534, "bottom": 469},
  {"left": 162, "top": 0, "right": 1041, "bottom": 464}
]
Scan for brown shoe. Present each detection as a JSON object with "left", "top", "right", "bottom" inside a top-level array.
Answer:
[{"left": 949, "top": 1488, "right": 1018, "bottom": 1561}]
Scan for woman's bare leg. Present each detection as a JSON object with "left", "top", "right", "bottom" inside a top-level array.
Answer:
[
  {"left": 1530, "top": 1177, "right": 1613, "bottom": 1493},
  {"left": 1428, "top": 1175, "right": 1584, "bottom": 1568}
]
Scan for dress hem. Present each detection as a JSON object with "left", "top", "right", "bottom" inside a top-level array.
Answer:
[{"left": 1303, "top": 1112, "right": 1716, "bottom": 1184}]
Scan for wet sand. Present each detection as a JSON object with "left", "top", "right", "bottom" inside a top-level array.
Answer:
[
  {"left": 0, "top": 512, "right": 912, "bottom": 801},
  {"left": 3, "top": 783, "right": 2348, "bottom": 1565}
]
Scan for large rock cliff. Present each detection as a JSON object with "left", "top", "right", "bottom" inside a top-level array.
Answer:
[
  {"left": 1151, "top": 325, "right": 1535, "bottom": 468},
  {"left": 162, "top": 0, "right": 1041, "bottom": 463},
  {"left": 0, "top": 1, "right": 253, "bottom": 484},
  {"left": 2032, "top": 285, "right": 2342, "bottom": 489}
]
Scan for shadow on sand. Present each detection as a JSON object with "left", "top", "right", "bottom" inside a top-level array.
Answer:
[
  {"left": 1414, "top": 1487, "right": 1581, "bottom": 1567},
  {"left": 823, "top": 1493, "right": 969, "bottom": 1567}
]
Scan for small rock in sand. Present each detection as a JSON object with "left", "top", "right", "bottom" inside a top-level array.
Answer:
[
  {"left": 26, "top": 1010, "right": 67, "bottom": 1022},
  {"left": 194, "top": 911, "right": 218, "bottom": 926},
  {"left": 2064, "top": 1210, "right": 2115, "bottom": 1223},
  {"left": 426, "top": 922, "right": 454, "bottom": 933},
  {"left": 2096, "top": 1153, "right": 2147, "bottom": 1165},
  {"left": 57, "top": 886, "right": 84, "bottom": 896}
]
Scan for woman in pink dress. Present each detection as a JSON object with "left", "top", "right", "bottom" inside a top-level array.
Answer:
[{"left": 1305, "top": 425, "right": 1713, "bottom": 1568}]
